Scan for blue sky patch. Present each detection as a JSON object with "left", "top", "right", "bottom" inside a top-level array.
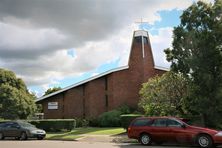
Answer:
[
  {"left": 140, "top": 9, "right": 182, "bottom": 35},
  {"left": 67, "top": 49, "right": 76, "bottom": 57}
]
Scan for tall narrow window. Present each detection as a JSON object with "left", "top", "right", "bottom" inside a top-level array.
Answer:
[
  {"left": 143, "top": 37, "right": 148, "bottom": 44},
  {"left": 105, "top": 77, "right": 108, "bottom": 107},
  {"left": 82, "top": 85, "right": 86, "bottom": 118}
]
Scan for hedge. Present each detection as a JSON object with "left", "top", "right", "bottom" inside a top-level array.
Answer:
[
  {"left": 28, "top": 119, "right": 76, "bottom": 132},
  {"left": 120, "top": 114, "right": 143, "bottom": 129},
  {"left": 98, "top": 110, "right": 122, "bottom": 127}
]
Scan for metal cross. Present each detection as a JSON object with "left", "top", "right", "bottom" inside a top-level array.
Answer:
[
  {"left": 135, "top": 18, "right": 149, "bottom": 26},
  {"left": 135, "top": 18, "right": 149, "bottom": 58}
]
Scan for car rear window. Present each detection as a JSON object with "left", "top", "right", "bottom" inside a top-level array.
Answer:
[
  {"left": 151, "top": 118, "right": 167, "bottom": 127},
  {"left": 132, "top": 119, "right": 152, "bottom": 126}
]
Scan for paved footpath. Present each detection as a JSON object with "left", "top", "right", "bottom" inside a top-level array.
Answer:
[{"left": 0, "top": 140, "right": 195, "bottom": 148}]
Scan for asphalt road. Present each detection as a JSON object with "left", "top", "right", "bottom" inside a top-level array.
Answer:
[{"left": 0, "top": 140, "right": 195, "bottom": 148}]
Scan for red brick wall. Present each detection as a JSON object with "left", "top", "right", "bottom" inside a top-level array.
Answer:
[
  {"left": 41, "top": 93, "right": 64, "bottom": 119},
  {"left": 63, "top": 86, "right": 84, "bottom": 118},
  {"left": 84, "top": 77, "right": 107, "bottom": 118},
  {"left": 41, "top": 78, "right": 108, "bottom": 119}
]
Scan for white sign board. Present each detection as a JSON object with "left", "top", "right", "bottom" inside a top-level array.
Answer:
[{"left": 48, "top": 102, "right": 58, "bottom": 110}]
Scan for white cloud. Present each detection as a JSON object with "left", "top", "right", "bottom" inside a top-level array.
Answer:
[
  {"left": 0, "top": 22, "right": 67, "bottom": 59},
  {"left": 0, "top": 0, "right": 193, "bottom": 90},
  {"left": 1, "top": 22, "right": 134, "bottom": 87},
  {"left": 149, "top": 27, "right": 173, "bottom": 68},
  {"left": 0, "top": 22, "right": 66, "bottom": 51}
]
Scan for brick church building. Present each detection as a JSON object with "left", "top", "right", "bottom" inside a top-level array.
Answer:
[{"left": 36, "top": 30, "right": 167, "bottom": 119}]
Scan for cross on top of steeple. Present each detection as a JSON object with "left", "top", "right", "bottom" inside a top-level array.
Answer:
[{"left": 135, "top": 18, "right": 149, "bottom": 30}]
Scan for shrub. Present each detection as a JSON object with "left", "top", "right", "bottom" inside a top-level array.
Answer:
[
  {"left": 116, "top": 105, "right": 131, "bottom": 114},
  {"left": 217, "top": 124, "right": 222, "bottom": 130},
  {"left": 97, "top": 105, "right": 139, "bottom": 127},
  {"left": 88, "top": 118, "right": 100, "bottom": 127},
  {"left": 98, "top": 110, "right": 122, "bottom": 127},
  {"left": 29, "top": 119, "right": 76, "bottom": 132},
  {"left": 181, "top": 115, "right": 204, "bottom": 127},
  {"left": 120, "top": 114, "right": 143, "bottom": 129}
]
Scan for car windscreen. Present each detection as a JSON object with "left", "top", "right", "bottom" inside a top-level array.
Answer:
[{"left": 167, "top": 119, "right": 184, "bottom": 127}]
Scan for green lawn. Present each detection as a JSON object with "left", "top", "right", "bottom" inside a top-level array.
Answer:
[{"left": 46, "top": 127, "right": 126, "bottom": 141}]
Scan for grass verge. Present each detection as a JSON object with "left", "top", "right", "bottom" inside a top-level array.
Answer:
[{"left": 46, "top": 127, "right": 126, "bottom": 141}]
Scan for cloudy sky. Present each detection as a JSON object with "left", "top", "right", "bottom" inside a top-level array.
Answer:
[{"left": 0, "top": 0, "right": 210, "bottom": 97}]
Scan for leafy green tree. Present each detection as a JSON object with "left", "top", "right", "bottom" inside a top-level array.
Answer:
[
  {"left": 0, "top": 68, "right": 36, "bottom": 119},
  {"left": 139, "top": 72, "right": 190, "bottom": 117},
  {"left": 165, "top": 0, "right": 222, "bottom": 126},
  {"left": 44, "top": 87, "right": 62, "bottom": 96}
]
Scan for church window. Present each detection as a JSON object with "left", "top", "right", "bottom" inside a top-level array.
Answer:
[
  {"left": 105, "top": 77, "right": 108, "bottom": 107},
  {"left": 135, "top": 36, "right": 142, "bottom": 43},
  {"left": 143, "top": 37, "right": 148, "bottom": 44},
  {"left": 135, "top": 36, "right": 148, "bottom": 44}
]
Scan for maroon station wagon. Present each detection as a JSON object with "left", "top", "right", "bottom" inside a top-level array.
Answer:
[{"left": 128, "top": 117, "right": 222, "bottom": 148}]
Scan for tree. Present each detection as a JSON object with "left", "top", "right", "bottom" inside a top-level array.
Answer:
[
  {"left": 44, "top": 87, "right": 62, "bottom": 96},
  {"left": 0, "top": 68, "right": 36, "bottom": 119},
  {"left": 139, "top": 72, "right": 190, "bottom": 117},
  {"left": 165, "top": 0, "right": 222, "bottom": 127}
]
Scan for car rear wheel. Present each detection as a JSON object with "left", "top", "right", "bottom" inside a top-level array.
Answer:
[
  {"left": 0, "top": 132, "right": 4, "bottom": 140},
  {"left": 20, "top": 132, "right": 27, "bottom": 140},
  {"left": 139, "top": 133, "right": 152, "bottom": 145},
  {"left": 197, "top": 134, "right": 213, "bottom": 148}
]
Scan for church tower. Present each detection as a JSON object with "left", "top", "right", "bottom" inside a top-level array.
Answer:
[
  {"left": 128, "top": 30, "right": 157, "bottom": 83},
  {"left": 128, "top": 30, "right": 164, "bottom": 84},
  {"left": 109, "top": 30, "right": 166, "bottom": 109}
]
